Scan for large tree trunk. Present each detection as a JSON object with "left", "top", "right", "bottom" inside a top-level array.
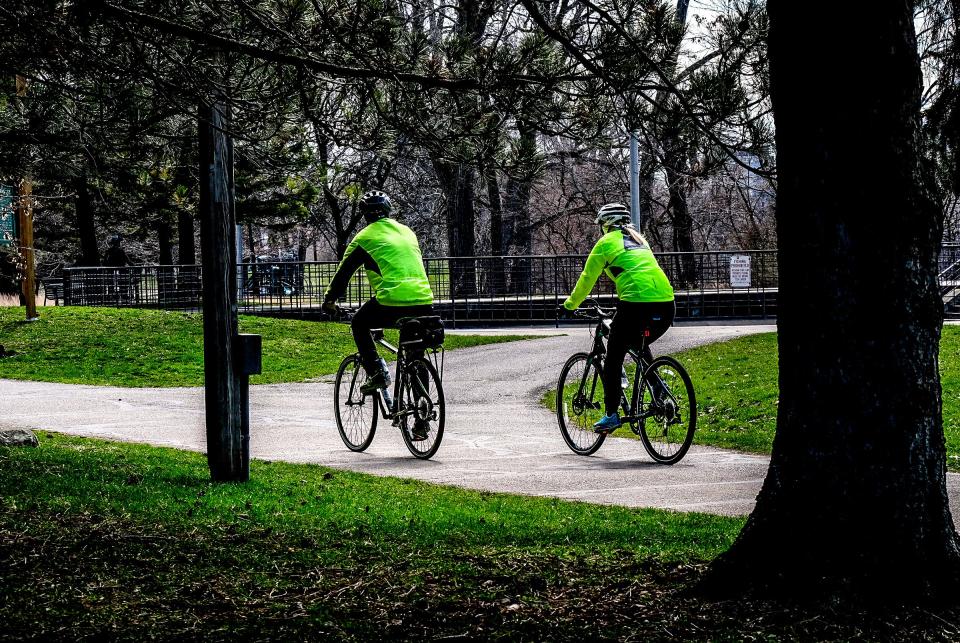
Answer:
[
  {"left": 663, "top": 152, "right": 697, "bottom": 287},
  {"left": 636, "top": 0, "right": 689, "bottom": 235},
  {"left": 704, "top": 1, "right": 960, "bottom": 598},
  {"left": 75, "top": 175, "right": 99, "bottom": 266},
  {"left": 433, "top": 160, "right": 477, "bottom": 297},
  {"left": 157, "top": 219, "right": 173, "bottom": 265},
  {"left": 157, "top": 218, "right": 173, "bottom": 305},
  {"left": 177, "top": 212, "right": 195, "bottom": 264},
  {"left": 504, "top": 122, "right": 536, "bottom": 293},
  {"left": 484, "top": 161, "right": 506, "bottom": 294}
]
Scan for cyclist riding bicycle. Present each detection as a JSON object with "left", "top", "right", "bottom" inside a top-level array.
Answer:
[
  {"left": 322, "top": 190, "right": 435, "bottom": 404},
  {"left": 562, "top": 203, "right": 676, "bottom": 434}
]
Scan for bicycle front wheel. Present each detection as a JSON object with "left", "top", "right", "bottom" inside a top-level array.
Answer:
[
  {"left": 398, "top": 357, "right": 445, "bottom": 459},
  {"left": 334, "top": 355, "right": 378, "bottom": 451},
  {"left": 635, "top": 356, "right": 696, "bottom": 464},
  {"left": 556, "top": 352, "right": 606, "bottom": 455}
]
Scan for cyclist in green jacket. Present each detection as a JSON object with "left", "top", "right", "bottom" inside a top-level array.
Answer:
[
  {"left": 323, "top": 191, "right": 434, "bottom": 396},
  {"left": 562, "top": 203, "right": 676, "bottom": 433}
]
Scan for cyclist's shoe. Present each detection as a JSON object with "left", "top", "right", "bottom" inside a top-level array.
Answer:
[
  {"left": 411, "top": 420, "right": 430, "bottom": 442},
  {"left": 360, "top": 370, "right": 387, "bottom": 396},
  {"left": 593, "top": 413, "right": 621, "bottom": 434}
]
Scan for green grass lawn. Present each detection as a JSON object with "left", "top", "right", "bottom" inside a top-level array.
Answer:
[
  {"left": 2, "top": 434, "right": 955, "bottom": 640},
  {"left": 0, "top": 307, "right": 530, "bottom": 387},
  {"left": 0, "top": 433, "right": 743, "bottom": 640},
  {"left": 545, "top": 328, "right": 960, "bottom": 470}
]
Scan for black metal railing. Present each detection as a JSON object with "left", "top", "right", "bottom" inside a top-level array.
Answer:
[{"left": 62, "top": 250, "right": 779, "bottom": 323}]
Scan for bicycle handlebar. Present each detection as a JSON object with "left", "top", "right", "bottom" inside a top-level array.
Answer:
[{"left": 572, "top": 299, "right": 616, "bottom": 320}]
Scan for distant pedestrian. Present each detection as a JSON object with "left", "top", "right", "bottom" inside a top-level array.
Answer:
[
  {"left": 103, "top": 235, "right": 130, "bottom": 268},
  {"left": 103, "top": 234, "right": 134, "bottom": 303}
]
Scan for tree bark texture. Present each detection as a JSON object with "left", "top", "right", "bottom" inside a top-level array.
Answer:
[
  {"left": 157, "top": 218, "right": 173, "bottom": 304},
  {"left": 663, "top": 152, "right": 697, "bottom": 287},
  {"left": 434, "top": 159, "right": 477, "bottom": 297},
  {"left": 199, "top": 98, "right": 248, "bottom": 483},
  {"left": 74, "top": 175, "right": 99, "bottom": 267},
  {"left": 484, "top": 162, "right": 506, "bottom": 294},
  {"left": 504, "top": 122, "right": 536, "bottom": 293},
  {"left": 177, "top": 212, "right": 195, "bottom": 264},
  {"left": 637, "top": 0, "right": 689, "bottom": 246},
  {"left": 706, "top": 1, "right": 960, "bottom": 598},
  {"left": 157, "top": 219, "right": 173, "bottom": 265}
]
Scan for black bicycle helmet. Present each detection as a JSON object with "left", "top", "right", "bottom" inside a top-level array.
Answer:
[{"left": 359, "top": 190, "right": 392, "bottom": 223}]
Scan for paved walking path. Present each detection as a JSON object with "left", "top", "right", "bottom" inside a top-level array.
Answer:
[{"left": 5, "top": 324, "right": 960, "bottom": 520}]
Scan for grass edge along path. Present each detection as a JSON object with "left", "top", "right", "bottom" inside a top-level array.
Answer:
[
  {"left": 3, "top": 434, "right": 959, "bottom": 641},
  {"left": 0, "top": 306, "right": 532, "bottom": 388},
  {"left": 544, "top": 327, "right": 960, "bottom": 471}
]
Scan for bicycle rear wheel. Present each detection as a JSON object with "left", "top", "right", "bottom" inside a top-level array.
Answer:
[
  {"left": 398, "top": 357, "right": 444, "bottom": 459},
  {"left": 334, "top": 355, "right": 378, "bottom": 451},
  {"left": 634, "top": 356, "right": 696, "bottom": 464},
  {"left": 556, "top": 352, "right": 606, "bottom": 455}
]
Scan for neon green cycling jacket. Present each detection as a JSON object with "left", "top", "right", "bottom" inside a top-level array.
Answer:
[
  {"left": 324, "top": 218, "right": 434, "bottom": 307},
  {"left": 563, "top": 229, "right": 674, "bottom": 310}
]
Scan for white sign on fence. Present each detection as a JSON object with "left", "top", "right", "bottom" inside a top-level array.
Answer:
[{"left": 730, "top": 255, "right": 751, "bottom": 288}]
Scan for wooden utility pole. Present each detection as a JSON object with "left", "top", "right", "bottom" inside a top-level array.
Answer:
[
  {"left": 17, "top": 178, "right": 37, "bottom": 320},
  {"left": 199, "top": 96, "right": 256, "bottom": 482},
  {"left": 14, "top": 75, "right": 36, "bottom": 320}
]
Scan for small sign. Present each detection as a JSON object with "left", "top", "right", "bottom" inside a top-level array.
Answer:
[
  {"left": 730, "top": 255, "right": 751, "bottom": 288},
  {"left": 0, "top": 185, "right": 14, "bottom": 246}
]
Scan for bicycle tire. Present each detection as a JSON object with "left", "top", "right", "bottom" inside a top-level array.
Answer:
[
  {"left": 398, "top": 357, "right": 445, "bottom": 459},
  {"left": 634, "top": 356, "right": 696, "bottom": 464},
  {"left": 333, "top": 354, "right": 378, "bottom": 451},
  {"left": 556, "top": 352, "right": 606, "bottom": 456}
]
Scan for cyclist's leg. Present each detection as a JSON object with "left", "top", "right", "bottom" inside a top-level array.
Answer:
[
  {"left": 351, "top": 299, "right": 391, "bottom": 377},
  {"left": 639, "top": 301, "right": 677, "bottom": 402},
  {"left": 640, "top": 300, "right": 675, "bottom": 360},
  {"left": 603, "top": 303, "right": 632, "bottom": 417}
]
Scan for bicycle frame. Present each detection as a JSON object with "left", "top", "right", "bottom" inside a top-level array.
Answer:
[
  {"left": 341, "top": 331, "right": 442, "bottom": 424},
  {"left": 574, "top": 304, "right": 668, "bottom": 425}
]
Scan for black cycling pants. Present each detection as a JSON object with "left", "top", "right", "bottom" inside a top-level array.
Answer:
[
  {"left": 603, "top": 300, "right": 676, "bottom": 415},
  {"left": 352, "top": 299, "right": 434, "bottom": 374}
]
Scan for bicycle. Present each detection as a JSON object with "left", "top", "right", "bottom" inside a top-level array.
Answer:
[
  {"left": 555, "top": 300, "right": 697, "bottom": 464},
  {"left": 332, "top": 311, "right": 446, "bottom": 459}
]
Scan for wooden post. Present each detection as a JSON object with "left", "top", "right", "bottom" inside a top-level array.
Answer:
[
  {"left": 18, "top": 178, "right": 37, "bottom": 320},
  {"left": 199, "top": 97, "right": 248, "bottom": 482},
  {"left": 14, "top": 77, "right": 36, "bottom": 320}
]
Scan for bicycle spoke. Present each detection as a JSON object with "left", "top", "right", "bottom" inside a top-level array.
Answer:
[
  {"left": 398, "top": 358, "right": 444, "bottom": 459},
  {"left": 637, "top": 357, "right": 697, "bottom": 464},
  {"left": 334, "top": 356, "right": 378, "bottom": 451},
  {"left": 557, "top": 353, "right": 606, "bottom": 455}
]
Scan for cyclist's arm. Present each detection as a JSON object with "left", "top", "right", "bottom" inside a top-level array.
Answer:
[
  {"left": 323, "top": 238, "right": 372, "bottom": 304},
  {"left": 563, "top": 240, "right": 607, "bottom": 310}
]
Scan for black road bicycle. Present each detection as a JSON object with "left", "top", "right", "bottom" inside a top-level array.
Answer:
[
  {"left": 333, "top": 314, "right": 446, "bottom": 459},
  {"left": 556, "top": 301, "right": 697, "bottom": 464}
]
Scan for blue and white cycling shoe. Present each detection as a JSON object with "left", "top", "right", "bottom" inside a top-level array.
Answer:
[{"left": 593, "top": 413, "right": 621, "bottom": 434}]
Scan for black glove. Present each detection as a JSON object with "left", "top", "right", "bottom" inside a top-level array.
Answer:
[
  {"left": 322, "top": 300, "right": 338, "bottom": 316},
  {"left": 556, "top": 305, "right": 573, "bottom": 319}
]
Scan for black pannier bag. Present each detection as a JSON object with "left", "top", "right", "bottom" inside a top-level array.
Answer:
[{"left": 399, "top": 316, "right": 445, "bottom": 349}]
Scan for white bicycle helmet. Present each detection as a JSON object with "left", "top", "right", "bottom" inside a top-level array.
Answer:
[{"left": 594, "top": 203, "right": 632, "bottom": 229}]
